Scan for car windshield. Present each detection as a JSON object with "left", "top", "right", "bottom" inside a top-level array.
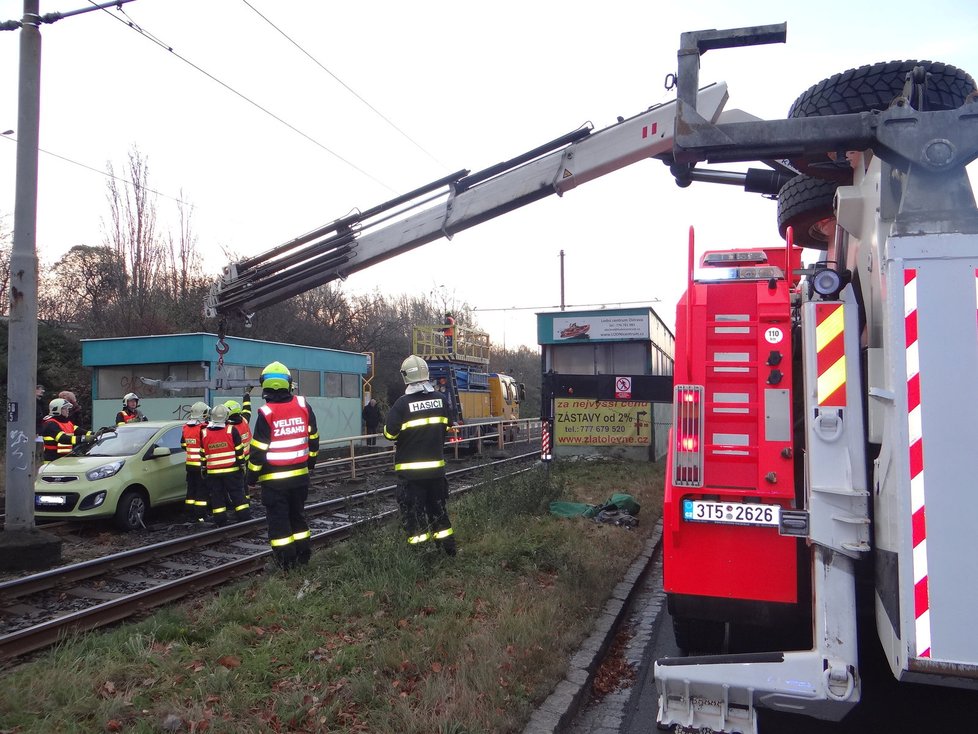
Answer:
[{"left": 79, "top": 426, "right": 159, "bottom": 457}]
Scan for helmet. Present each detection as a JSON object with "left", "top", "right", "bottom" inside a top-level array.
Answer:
[
  {"left": 123, "top": 392, "right": 140, "bottom": 406},
  {"left": 223, "top": 399, "right": 241, "bottom": 416},
  {"left": 400, "top": 354, "right": 430, "bottom": 384},
  {"left": 48, "top": 398, "right": 70, "bottom": 417},
  {"left": 190, "top": 401, "right": 209, "bottom": 421},
  {"left": 261, "top": 361, "right": 292, "bottom": 390},
  {"left": 209, "top": 404, "right": 230, "bottom": 423}
]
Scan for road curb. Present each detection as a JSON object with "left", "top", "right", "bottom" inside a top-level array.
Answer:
[{"left": 522, "top": 519, "right": 663, "bottom": 734}]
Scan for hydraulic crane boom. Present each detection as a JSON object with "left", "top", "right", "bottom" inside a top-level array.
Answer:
[{"left": 205, "top": 84, "right": 742, "bottom": 318}]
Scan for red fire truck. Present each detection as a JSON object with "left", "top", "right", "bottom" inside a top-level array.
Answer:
[{"left": 665, "top": 242, "right": 807, "bottom": 654}]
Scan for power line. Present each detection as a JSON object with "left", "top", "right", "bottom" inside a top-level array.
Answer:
[
  {"left": 239, "top": 0, "right": 447, "bottom": 170},
  {"left": 0, "top": 133, "right": 194, "bottom": 208},
  {"left": 472, "top": 299, "right": 662, "bottom": 313},
  {"left": 87, "top": 1, "right": 397, "bottom": 193}
]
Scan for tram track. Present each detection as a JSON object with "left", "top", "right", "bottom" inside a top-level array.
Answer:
[{"left": 0, "top": 451, "right": 541, "bottom": 661}]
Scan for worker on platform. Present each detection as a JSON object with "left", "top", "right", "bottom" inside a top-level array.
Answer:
[
  {"left": 200, "top": 403, "right": 250, "bottom": 526},
  {"left": 115, "top": 392, "right": 148, "bottom": 425},
  {"left": 384, "top": 355, "right": 457, "bottom": 556},
  {"left": 181, "top": 401, "right": 210, "bottom": 522},
  {"left": 247, "top": 362, "right": 319, "bottom": 570},
  {"left": 41, "top": 398, "right": 92, "bottom": 463},
  {"left": 442, "top": 312, "right": 456, "bottom": 353}
]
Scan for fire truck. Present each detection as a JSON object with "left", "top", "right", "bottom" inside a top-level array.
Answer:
[{"left": 206, "top": 22, "right": 978, "bottom": 733}]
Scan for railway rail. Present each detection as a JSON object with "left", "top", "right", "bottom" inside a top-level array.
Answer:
[{"left": 0, "top": 451, "right": 542, "bottom": 661}]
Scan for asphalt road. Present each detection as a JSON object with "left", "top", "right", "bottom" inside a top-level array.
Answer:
[{"left": 567, "top": 558, "right": 978, "bottom": 734}]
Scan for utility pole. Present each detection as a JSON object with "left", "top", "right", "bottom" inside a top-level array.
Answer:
[
  {"left": 0, "top": 0, "right": 59, "bottom": 571},
  {"left": 0, "top": 0, "right": 137, "bottom": 571}
]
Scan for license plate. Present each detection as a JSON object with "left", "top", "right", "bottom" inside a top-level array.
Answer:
[
  {"left": 683, "top": 499, "right": 780, "bottom": 527},
  {"left": 35, "top": 495, "right": 67, "bottom": 507}
]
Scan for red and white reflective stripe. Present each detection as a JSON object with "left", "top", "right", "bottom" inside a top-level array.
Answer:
[
  {"left": 541, "top": 420, "right": 552, "bottom": 461},
  {"left": 905, "top": 268, "right": 930, "bottom": 658}
]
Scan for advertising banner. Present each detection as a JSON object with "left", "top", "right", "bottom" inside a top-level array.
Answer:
[{"left": 554, "top": 399, "right": 652, "bottom": 446}]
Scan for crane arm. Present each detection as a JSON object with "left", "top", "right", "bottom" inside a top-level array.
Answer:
[{"left": 205, "top": 83, "right": 732, "bottom": 318}]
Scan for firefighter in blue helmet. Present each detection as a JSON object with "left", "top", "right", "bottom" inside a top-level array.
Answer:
[
  {"left": 384, "top": 354, "right": 456, "bottom": 556},
  {"left": 247, "top": 362, "right": 319, "bottom": 570}
]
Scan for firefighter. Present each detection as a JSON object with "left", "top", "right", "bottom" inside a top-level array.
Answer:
[
  {"left": 384, "top": 354, "right": 456, "bottom": 556},
  {"left": 41, "top": 398, "right": 92, "bottom": 463},
  {"left": 181, "top": 401, "right": 210, "bottom": 522},
  {"left": 224, "top": 387, "right": 253, "bottom": 501},
  {"left": 115, "top": 392, "right": 148, "bottom": 425},
  {"left": 200, "top": 403, "right": 250, "bottom": 526},
  {"left": 247, "top": 361, "right": 319, "bottom": 570}
]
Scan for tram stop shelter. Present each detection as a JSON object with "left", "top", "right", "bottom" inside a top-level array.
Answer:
[
  {"left": 81, "top": 333, "right": 369, "bottom": 440},
  {"left": 538, "top": 307, "right": 674, "bottom": 461}
]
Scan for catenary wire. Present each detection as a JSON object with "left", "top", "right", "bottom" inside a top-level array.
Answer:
[
  {"left": 0, "top": 134, "right": 193, "bottom": 209},
  {"left": 239, "top": 0, "right": 447, "bottom": 170},
  {"left": 86, "top": 1, "right": 397, "bottom": 194},
  {"left": 472, "top": 299, "right": 661, "bottom": 313}
]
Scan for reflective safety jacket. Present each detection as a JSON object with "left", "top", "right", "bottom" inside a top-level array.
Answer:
[
  {"left": 181, "top": 421, "right": 204, "bottom": 468},
  {"left": 248, "top": 394, "right": 319, "bottom": 483},
  {"left": 41, "top": 416, "right": 87, "bottom": 462},
  {"left": 384, "top": 386, "right": 449, "bottom": 479},
  {"left": 115, "top": 408, "right": 147, "bottom": 425},
  {"left": 200, "top": 423, "right": 245, "bottom": 475}
]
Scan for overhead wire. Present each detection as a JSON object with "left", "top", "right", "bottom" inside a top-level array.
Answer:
[
  {"left": 472, "top": 299, "right": 662, "bottom": 313},
  {"left": 0, "top": 134, "right": 194, "bottom": 208},
  {"left": 86, "top": 1, "right": 397, "bottom": 193},
  {"left": 239, "top": 0, "right": 447, "bottom": 171}
]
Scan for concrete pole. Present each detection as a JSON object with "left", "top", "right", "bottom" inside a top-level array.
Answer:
[{"left": 1, "top": 0, "right": 61, "bottom": 569}]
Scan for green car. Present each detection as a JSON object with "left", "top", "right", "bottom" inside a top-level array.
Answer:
[{"left": 34, "top": 420, "right": 189, "bottom": 531}]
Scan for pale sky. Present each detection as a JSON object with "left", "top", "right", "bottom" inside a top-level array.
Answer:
[{"left": 2, "top": 0, "right": 977, "bottom": 350}]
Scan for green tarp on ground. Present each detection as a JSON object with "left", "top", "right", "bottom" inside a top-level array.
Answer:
[{"left": 548, "top": 493, "right": 641, "bottom": 519}]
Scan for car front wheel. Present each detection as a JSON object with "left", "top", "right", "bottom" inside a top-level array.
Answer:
[{"left": 114, "top": 489, "right": 148, "bottom": 531}]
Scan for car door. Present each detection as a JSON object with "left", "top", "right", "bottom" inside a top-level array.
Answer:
[{"left": 149, "top": 425, "right": 188, "bottom": 505}]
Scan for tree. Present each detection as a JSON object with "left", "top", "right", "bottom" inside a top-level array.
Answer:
[{"left": 41, "top": 245, "right": 125, "bottom": 329}]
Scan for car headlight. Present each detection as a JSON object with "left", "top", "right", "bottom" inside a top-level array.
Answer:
[{"left": 86, "top": 460, "right": 125, "bottom": 481}]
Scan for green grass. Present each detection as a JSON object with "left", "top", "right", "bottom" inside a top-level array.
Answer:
[{"left": 0, "top": 458, "right": 663, "bottom": 734}]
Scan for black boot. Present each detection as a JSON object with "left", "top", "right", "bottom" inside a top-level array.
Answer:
[{"left": 273, "top": 546, "right": 297, "bottom": 571}]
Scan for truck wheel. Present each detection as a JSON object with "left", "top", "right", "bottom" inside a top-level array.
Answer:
[
  {"left": 114, "top": 489, "right": 148, "bottom": 532},
  {"left": 672, "top": 616, "right": 725, "bottom": 655},
  {"left": 776, "top": 175, "right": 838, "bottom": 249},
  {"left": 788, "top": 60, "right": 977, "bottom": 181}
]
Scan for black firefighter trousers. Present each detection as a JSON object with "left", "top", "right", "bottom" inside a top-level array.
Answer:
[
  {"left": 396, "top": 476, "right": 456, "bottom": 555},
  {"left": 261, "top": 477, "right": 311, "bottom": 569}
]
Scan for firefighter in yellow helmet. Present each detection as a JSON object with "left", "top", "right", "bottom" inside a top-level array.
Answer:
[
  {"left": 247, "top": 362, "right": 319, "bottom": 570},
  {"left": 224, "top": 386, "right": 254, "bottom": 502},
  {"left": 383, "top": 355, "right": 456, "bottom": 556}
]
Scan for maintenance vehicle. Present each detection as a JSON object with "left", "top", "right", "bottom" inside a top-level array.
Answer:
[{"left": 411, "top": 322, "right": 525, "bottom": 446}]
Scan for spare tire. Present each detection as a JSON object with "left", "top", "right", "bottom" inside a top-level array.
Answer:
[
  {"left": 777, "top": 175, "right": 838, "bottom": 249},
  {"left": 788, "top": 60, "right": 977, "bottom": 181},
  {"left": 789, "top": 60, "right": 976, "bottom": 118}
]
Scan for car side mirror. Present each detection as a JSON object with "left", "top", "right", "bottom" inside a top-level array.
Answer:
[{"left": 151, "top": 446, "right": 172, "bottom": 458}]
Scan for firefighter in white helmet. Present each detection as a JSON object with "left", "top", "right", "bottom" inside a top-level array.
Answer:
[
  {"left": 115, "top": 392, "right": 148, "bottom": 425},
  {"left": 40, "top": 398, "right": 93, "bottom": 463},
  {"left": 200, "top": 403, "right": 250, "bottom": 526},
  {"left": 247, "top": 362, "right": 319, "bottom": 570},
  {"left": 181, "top": 401, "right": 210, "bottom": 522},
  {"left": 383, "top": 355, "right": 456, "bottom": 556}
]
